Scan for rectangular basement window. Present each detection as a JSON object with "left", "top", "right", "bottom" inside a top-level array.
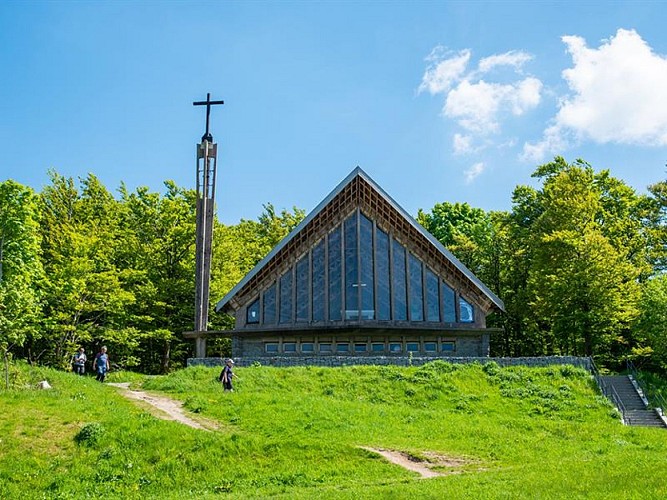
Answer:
[
  {"left": 406, "top": 342, "right": 420, "bottom": 353},
  {"left": 371, "top": 343, "right": 385, "bottom": 352},
  {"left": 442, "top": 341, "right": 456, "bottom": 352},
  {"left": 265, "top": 342, "right": 279, "bottom": 353},
  {"left": 389, "top": 342, "right": 402, "bottom": 353},
  {"left": 301, "top": 342, "right": 314, "bottom": 353},
  {"left": 354, "top": 343, "right": 367, "bottom": 352},
  {"left": 424, "top": 342, "right": 437, "bottom": 353},
  {"left": 319, "top": 343, "right": 332, "bottom": 353},
  {"left": 283, "top": 342, "right": 296, "bottom": 353},
  {"left": 336, "top": 342, "right": 350, "bottom": 353}
]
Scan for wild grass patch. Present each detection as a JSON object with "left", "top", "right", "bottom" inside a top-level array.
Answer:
[{"left": 2, "top": 361, "right": 667, "bottom": 498}]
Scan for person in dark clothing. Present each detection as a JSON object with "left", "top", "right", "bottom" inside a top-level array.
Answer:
[{"left": 219, "top": 358, "right": 237, "bottom": 392}]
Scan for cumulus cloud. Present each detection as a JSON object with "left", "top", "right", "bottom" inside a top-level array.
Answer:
[
  {"left": 464, "top": 162, "right": 485, "bottom": 183},
  {"left": 524, "top": 28, "right": 667, "bottom": 161},
  {"left": 419, "top": 47, "right": 542, "bottom": 137},
  {"left": 444, "top": 78, "right": 542, "bottom": 133}
]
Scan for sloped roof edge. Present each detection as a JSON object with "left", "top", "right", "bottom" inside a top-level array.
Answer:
[{"left": 215, "top": 167, "right": 505, "bottom": 313}]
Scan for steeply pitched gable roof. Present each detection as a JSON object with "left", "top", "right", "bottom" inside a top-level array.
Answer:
[{"left": 216, "top": 167, "right": 505, "bottom": 314}]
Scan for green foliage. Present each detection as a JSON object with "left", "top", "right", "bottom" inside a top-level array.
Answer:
[
  {"left": 419, "top": 157, "right": 660, "bottom": 364},
  {"left": 0, "top": 180, "right": 43, "bottom": 387},
  {"left": 74, "top": 423, "right": 106, "bottom": 446},
  {"left": 2, "top": 361, "right": 667, "bottom": 499}
]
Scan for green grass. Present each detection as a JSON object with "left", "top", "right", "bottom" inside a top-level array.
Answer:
[{"left": 2, "top": 360, "right": 667, "bottom": 498}]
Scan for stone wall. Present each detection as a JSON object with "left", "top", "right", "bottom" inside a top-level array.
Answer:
[{"left": 188, "top": 355, "right": 591, "bottom": 371}]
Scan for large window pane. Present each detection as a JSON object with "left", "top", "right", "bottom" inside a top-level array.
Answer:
[
  {"left": 279, "top": 270, "right": 293, "bottom": 323},
  {"left": 359, "top": 213, "right": 375, "bottom": 320},
  {"left": 328, "top": 227, "right": 342, "bottom": 321},
  {"left": 296, "top": 256, "right": 309, "bottom": 322},
  {"left": 426, "top": 268, "right": 440, "bottom": 322},
  {"left": 263, "top": 284, "right": 276, "bottom": 324},
  {"left": 312, "top": 240, "right": 325, "bottom": 322},
  {"left": 375, "top": 227, "right": 390, "bottom": 320},
  {"left": 459, "top": 296, "right": 475, "bottom": 323},
  {"left": 391, "top": 240, "right": 407, "bottom": 321},
  {"left": 344, "top": 213, "right": 359, "bottom": 319},
  {"left": 442, "top": 282, "right": 456, "bottom": 322},
  {"left": 409, "top": 253, "right": 424, "bottom": 321}
]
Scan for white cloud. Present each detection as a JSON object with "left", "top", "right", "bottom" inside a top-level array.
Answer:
[
  {"left": 478, "top": 50, "right": 533, "bottom": 74},
  {"left": 420, "top": 46, "right": 542, "bottom": 138},
  {"left": 464, "top": 162, "right": 485, "bottom": 183},
  {"left": 453, "top": 133, "right": 473, "bottom": 154},
  {"left": 419, "top": 47, "right": 471, "bottom": 95},
  {"left": 444, "top": 77, "right": 542, "bottom": 133},
  {"left": 524, "top": 28, "right": 667, "bottom": 161}
]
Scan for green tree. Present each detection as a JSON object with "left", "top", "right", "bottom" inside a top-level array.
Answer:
[
  {"left": 522, "top": 158, "right": 644, "bottom": 359},
  {"left": 118, "top": 181, "right": 197, "bottom": 372},
  {"left": 37, "top": 172, "right": 133, "bottom": 368},
  {"left": 0, "top": 181, "right": 42, "bottom": 388}
]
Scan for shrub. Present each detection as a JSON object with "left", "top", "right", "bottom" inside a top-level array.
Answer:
[{"left": 75, "top": 423, "right": 105, "bottom": 446}]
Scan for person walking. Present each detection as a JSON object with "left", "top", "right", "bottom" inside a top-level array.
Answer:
[
  {"left": 219, "top": 358, "right": 237, "bottom": 392},
  {"left": 93, "top": 346, "right": 110, "bottom": 382},
  {"left": 71, "top": 347, "right": 87, "bottom": 375}
]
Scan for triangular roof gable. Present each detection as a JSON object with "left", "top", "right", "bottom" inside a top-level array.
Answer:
[{"left": 216, "top": 167, "right": 505, "bottom": 314}]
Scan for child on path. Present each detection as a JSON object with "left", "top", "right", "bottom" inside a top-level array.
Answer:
[
  {"left": 93, "top": 346, "right": 110, "bottom": 382},
  {"left": 219, "top": 358, "right": 237, "bottom": 392},
  {"left": 71, "top": 347, "right": 87, "bottom": 375}
]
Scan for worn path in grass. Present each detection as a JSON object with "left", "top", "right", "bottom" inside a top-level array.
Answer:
[{"left": 107, "top": 382, "right": 218, "bottom": 431}]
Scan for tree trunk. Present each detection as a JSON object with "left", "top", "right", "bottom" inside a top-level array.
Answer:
[{"left": 161, "top": 340, "right": 170, "bottom": 374}]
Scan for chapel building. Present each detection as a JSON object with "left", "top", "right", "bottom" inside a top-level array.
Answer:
[{"left": 215, "top": 167, "right": 504, "bottom": 362}]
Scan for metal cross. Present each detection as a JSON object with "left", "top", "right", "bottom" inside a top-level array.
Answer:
[{"left": 193, "top": 93, "right": 225, "bottom": 142}]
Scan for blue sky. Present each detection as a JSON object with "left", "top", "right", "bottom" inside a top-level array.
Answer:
[{"left": 1, "top": 1, "right": 666, "bottom": 224}]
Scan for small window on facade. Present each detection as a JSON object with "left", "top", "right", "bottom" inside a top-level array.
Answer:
[
  {"left": 283, "top": 342, "right": 296, "bottom": 353},
  {"left": 354, "top": 343, "right": 367, "bottom": 353},
  {"left": 301, "top": 342, "right": 314, "bottom": 353},
  {"left": 389, "top": 342, "right": 402, "bottom": 353},
  {"left": 424, "top": 341, "right": 437, "bottom": 352},
  {"left": 337, "top": 342, "right": 350, "bottom": 353},
  {"left": 246, "top": 299, "right": 260, "bottom": 324},
  {"left": 319, "top": 343, "right": 332, "bottom": 353},
  {"left": 406, "top": 342, "right": 419, "bottom": 352},
  {"left": 265, "top": 342, "right": 279, "bottom": 353},
  {"left": 459, "top": 297, "right": 474, "bottom": 323},
  {"left": 442, "top": 341, "right": 456, "bottom": 352},
  {"left": 371, "top": 343, "right": 385, "bottom": 352}
]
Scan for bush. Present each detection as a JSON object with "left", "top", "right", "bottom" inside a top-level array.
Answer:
[{"left": 75, "top": 423, "right": 105, "bottom": 446}]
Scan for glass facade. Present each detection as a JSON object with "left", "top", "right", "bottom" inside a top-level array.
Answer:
[
  {"left": 279, "top": 270, "right": 292, "bottom": 324},
  {"left": 375, "top": 227, "right": 390, "bottom": 320},
  {"left": 408, "top": 254, "right": 424, "bottom": 321},
  {"left": 312, "top": 241, "right": 325, "bottom": 322},
  {"left": 392, "top": 240, "right": 408, "bottom": 321},
  {"left": 296, "top": 256, "right": 309, "bottom": 322},
  {"left": 242, "top": 209, "right": 476, "bottom": 329},
  {"left": 328, "top": 226, "right": 342, "bottom": 321}
]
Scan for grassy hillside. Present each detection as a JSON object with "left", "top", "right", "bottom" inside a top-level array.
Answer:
[{"left": 1, "top": 361, "right": 666, "bottom": 499}]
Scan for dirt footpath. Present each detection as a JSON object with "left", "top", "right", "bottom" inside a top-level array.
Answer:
[{"left": 108, "top": 382, "right": 218, "bottom": 431}]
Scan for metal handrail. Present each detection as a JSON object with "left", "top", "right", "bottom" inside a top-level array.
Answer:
[
  {"left": 627, "top": 360, "right": 667, "bottom": 416},
  {"left": 590, "top": 357, "right": 629, "bottom": 425}
]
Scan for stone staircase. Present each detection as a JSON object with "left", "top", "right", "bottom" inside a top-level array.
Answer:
[{"left": 600, "top": 375, "right": 667, "bottom": 428}]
